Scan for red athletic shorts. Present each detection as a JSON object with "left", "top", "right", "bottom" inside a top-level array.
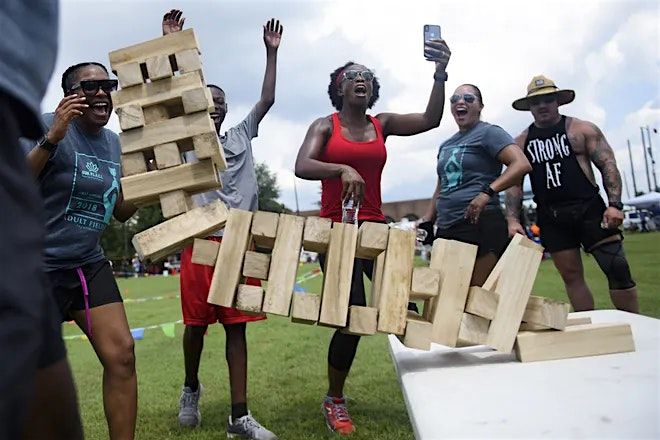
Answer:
[{"left": 180, "top": 236, "right": 266, "bottom": 326}]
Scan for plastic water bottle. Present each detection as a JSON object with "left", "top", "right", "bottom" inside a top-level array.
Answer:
[{"left": 342, "top": 199, "right": 359, "bottom": 224}]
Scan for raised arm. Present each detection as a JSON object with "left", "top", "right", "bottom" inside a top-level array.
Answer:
[
  {"left": 294, "top": 117, "right": 365, "bottom": 204},
  {"left": 253, "top": 19, "right": 283, "bottom": 123},
  {"left": 504, "top": 131, "right": 528, "bottom": 235},
  {"left": 583, "top": 120, "right": 624, "bottom": 227},
  {"left": 377, "top": 39, "right": 451, "bottom": 138}
]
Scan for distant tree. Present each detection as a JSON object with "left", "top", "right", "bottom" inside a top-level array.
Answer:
[{"left": 256, "top": 162, "right": 291, "bottom": 213}]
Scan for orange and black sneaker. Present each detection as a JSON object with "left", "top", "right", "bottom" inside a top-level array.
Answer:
[{"left": 322, "top": 395, "right": 355, "bottom": 435}]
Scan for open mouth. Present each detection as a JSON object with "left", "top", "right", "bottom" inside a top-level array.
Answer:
[
  {"left": 354, "top": 84, "right": 368, "bottom": 96},
  {"left": 90, "top": 101, "right": 109, "bottom": 117},
  {"left": 455, "top": 108, "right": 468, "bottom": 116}
]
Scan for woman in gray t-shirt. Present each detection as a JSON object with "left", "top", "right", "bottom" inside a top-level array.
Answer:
[{"left": 420, "top": 84, "right": 531, "bottom": 285}]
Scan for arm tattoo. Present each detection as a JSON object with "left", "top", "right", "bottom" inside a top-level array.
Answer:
[
  {"left": 588, "top": 123, "right": 622, "bottom": 203},
  {"left": 505, "top": 186, "right": 523, "bottom": 221}
]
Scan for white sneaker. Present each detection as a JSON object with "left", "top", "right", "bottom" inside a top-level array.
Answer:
[
  {"left": 178, "top": 384, "right": 203, "bottom": 427},
  {"left": 227, "top": 411, "right": 278, "bottom": 439}
]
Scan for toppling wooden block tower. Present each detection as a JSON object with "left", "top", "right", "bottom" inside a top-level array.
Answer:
[{"left": 109, "top": 29, "right": 230, "bottom": 262}]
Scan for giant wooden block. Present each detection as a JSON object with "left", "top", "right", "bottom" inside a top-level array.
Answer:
[
  {"left": 251, "top": 211, "right": 279, "bottom": 249},
  {"left": 487, "top": 245, "right": 542, "bottom": 352},
  {"left": 303, "top": 216, "right": 332, "bottom": 253},
  {"left": 457, "top": 312, "right": 490, "bottom": 346},
  {"left": 520, "top": 315, "right": 592, "bottom": 331},
  {"left": 342, "top": 306, "right": 377, "bottom": 336},
  {"left": 111, "top": 71, "right": 205, "bottom": 108},
  {"left": 482, "top": 234, "right": 542, "bottom": 290},
  {"left": 208, "top": 209, "right": 253, "bottom": 307},
  {"left": 142, "top": 104, "right": 170, "bottom": 124},
  {"left": 235, "top": 284, "right": 264, "bottom": 314},
  {"left": 191, "top": 238, "right": 220, "bottom": 266},
  {"left": 242, "top": 251, "right": 270, "bottom": 280},
  {"left": 159, "top": 190, "right": 192, "bottom": 219},
  {"left": 116, "top": 104, "right": 144, "bottom": 130},
  {"left": 514, "top": 323, "right": 635, "bottom": 362},
  {"left": 110, "top": 28, "right": 200, "bottom": 69},
  {"left": 153, "top": 142, "right": 182, "bottom": 169},
  {"left": 465, "top": 286, "right": 499, "bottom": 320},
  {"left": 182, "top": 86, "right": 213, "bottom": 114},
  {"left": 132, "top": 199, "right": 228, "bottom": 262},
  {"left": 377, "top": 228, "right": 416, "bottom": 335},
  {"left": 121, "top": 152, "right": 147, "bottom": 176},
  {"left": 145, "top": 54, "right": 173, "bottom": 80},
  {"left": 522, "top": 295, "right": 570, "bottom": 330},
  {"left": 319, "top": 223, "right": 358, "bottom": 327},
  {"left": 263, "top": 214, "right": 304, "bottom": 316},
  {"left": 428, "top": 239, "right": 478, "bottom": 346},
  {"left": 119, "top": 112, "right": 215, "bottom": 154},
  {"left": 410, "top": 267, "right": 441, "bottom": 300},
  {"left": 115, "top": 62, "right": 144, "bottom": 88},
  {"left": 291, "top": 293, "right": 321, "bottom": 324},
  {"left": 399, "top": 312, "right": 433, "bottom": 350},
  {"left": 355, "top": 222, "right": 389, "bottom": 259},
  {"left": 370, "top": 251, "right": 385, "bottom": 308},
  {"left": 175, "top": 48, "right": 203, "bottom": 73},
  {"left": 121, "top": 159, "right": 218, "bottom": 205},
  {"left": 193, "top": 132, "right": 227, "bottom": 172}
]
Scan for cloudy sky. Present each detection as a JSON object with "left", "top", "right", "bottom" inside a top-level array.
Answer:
[{"left": 43, "top": 0, "right": 659, "bottom": 211}]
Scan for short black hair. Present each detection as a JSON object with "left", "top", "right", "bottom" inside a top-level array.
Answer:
[
  {"left": 461, "top": 83, "right": 484, "bottom": 106},
  {"left": 61, "top": 62, "right": 109, "bottom": 94},
  {"left": 207, "top": 84, "right": 225, "bottom": 94},
  {"left": 328, "top": 61, "right": 380, "bottom": 111}
]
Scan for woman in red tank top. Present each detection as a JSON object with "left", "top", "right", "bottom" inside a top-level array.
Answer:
[{"left": 294, "top": 38, "right": 452, "bottom": 434}]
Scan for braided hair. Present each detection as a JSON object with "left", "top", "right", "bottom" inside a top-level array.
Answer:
[{"left": 327, "top": 62, "right": 380, "bottom": 111}]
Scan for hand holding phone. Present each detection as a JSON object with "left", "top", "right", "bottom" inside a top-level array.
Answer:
[{"left": 423, "top": 24, "right": 450, "bottom": 69}]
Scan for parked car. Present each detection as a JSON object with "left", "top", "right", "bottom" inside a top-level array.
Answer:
[{"left": 623, "top": 209, "right": 657, "bottom": 231}]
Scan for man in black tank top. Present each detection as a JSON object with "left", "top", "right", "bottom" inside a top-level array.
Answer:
[{"left": 504, "top": 75, "right": 639, "bottom": 314}]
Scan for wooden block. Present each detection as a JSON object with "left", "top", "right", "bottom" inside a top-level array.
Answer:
[
  {"left": 142, "top": 105, "right": 170, "bottom": 124},
  {"left": 377, "top": 228, "right": 416, "bottom": 335},
  {"left": 302, "top": 216, "right": 332, "bottom": 253},
  {"left": 291, "top": 293, "right": 321, "bottom": 324},
  {"left": 235, "top": 284, "right": 264, "bottom": 314},
  {"left": 181, "top": 86, "right": 213, "bottom": 114},
  {"left": 159, "top": 190, "right": 192, "bottom": 218},
  {"left": 111, "top": 71, "right": 205, "bottom": 109},
  {"left": 342, "top": 306, "right": 378, "bottom": 336},
  {"left": 116, "top": 104, "right": 144, "bottom": 130},
  {"left": 110, "top": 29, "right": 200, "bottom": 69},
  {"left": 132, "top": 199, "right": 228, "bottom": 262},
  {"left": 207, "top": 209, "right": 253, "bottom": 307},
  {"left": 193, "top": 132, "right": 227, "bottom": 172},
  {"left": 355, "top": 222, "right": 389, "bottom": 259},
  {"left": 399, "top": 312, "right": 433, "bottom": 350},
  {"left": 121, "top": 159, "right": 219, "bottom": 205},
  {"left": 410, "top": 267, "right": 440, "bottom": 300},
  {"left": 153, "top": 142, "right": 182, "bottom": 169},
  {"left": 242, "top": 251, "right": 270, "bottom": 280},
  {"left": 251, "top": 211, "right": 279, "bottom": 249},
  {"left": 514, "top": 323, "right": 635, "bottom": 362},
  {"left": 119, "top": 112, "right": 215, "bottom": 154},
  {"left": 175, "top": 48, "right": 203, "bottom": 73},
  {"left": 567, "top": 315, "right": 592, "bottom": 326},
  {"left": 428, "top": 239, "right": 478, "bottom": 346},
  {"left": 465, "top": 286, "right": 499, "bottom": 320},
  {"left": 145, "top": 54, "right": 173, "bottom": 81},
  {"left": 522, "top": 295, "right": 570, "bottom": 330},
  {"left": 115, "top": 62, "right": 144, "bottom": 88},
  {"left": 121, "top": 152, "right": 146, "bottom": 176},
  {"left": 482, "top": 234, "right": 525, "bottom": 290},
  {"left": 520, "top": 313, "right": 591, "bottom": 331},
  {"left": 191, "top": 238, "right": 219, "bottom": 266},
  {"left": 457, "top": 312, "right": 490, "bottom": 346},
  {"left": 370, "top": 251, "right": 385, "bottom": 308},
  {"left": 319, "top": 223, "right": 358, "bottom": 327},
  {"left": 487, "top": 246, "right": 542, "bottom": 352},
  {"left": 263, "top": 214, "right": 304, "bottom": 316}
]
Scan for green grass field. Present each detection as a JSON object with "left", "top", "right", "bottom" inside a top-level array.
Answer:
[{"left": 64, "top": 232, "right": 660, "bottom": 439}]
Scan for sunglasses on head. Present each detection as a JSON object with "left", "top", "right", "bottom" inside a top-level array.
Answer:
[
  {"left": 528, "top": 94, "right": 557, "bottom": 106},
  {"left": 342, "top": 70, "right": 375, "bottom": 82},
  {"left": 450, "top": 93, "right": 477, "bottom": 104},
  {"left": 70, "top": 79, "right": 118, "bottom": 95}
]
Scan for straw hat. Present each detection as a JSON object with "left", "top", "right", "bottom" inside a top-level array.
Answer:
[{"left": 512, "top": 75, "right": 575, "bottom": 111}]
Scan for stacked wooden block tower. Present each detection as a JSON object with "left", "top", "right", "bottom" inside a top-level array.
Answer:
[{"left": 109, "top": 30, "right": 231, "bottom": 262}]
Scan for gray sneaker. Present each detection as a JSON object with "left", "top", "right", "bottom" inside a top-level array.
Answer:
[
  {"left": 178, "top": 384, "right": 203, "bottom": 427},
  {"left": 227, "top": 411, "right": 278, "bottom": 439}
]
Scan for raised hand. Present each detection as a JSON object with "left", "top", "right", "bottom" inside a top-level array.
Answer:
[
  {"left": 263, "top": 18, "right": 283, "bottom": 51},
  {"left": 47, "top": 95, "right": 88, "bottom": 143},
  {"left": 162, "top": 9, "right": 185, "bottom": 35},
  {"left": 424, "top": 39, "right": 451, "bottom": 72}
]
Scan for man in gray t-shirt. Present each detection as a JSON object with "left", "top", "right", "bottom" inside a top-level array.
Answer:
[{"left": 165, "top": 10, "right": 282, "bottom": 439}]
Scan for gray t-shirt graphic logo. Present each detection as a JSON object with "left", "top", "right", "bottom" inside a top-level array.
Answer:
[{"left": 440, "top": 145, "right": 466, "bottom": 191}]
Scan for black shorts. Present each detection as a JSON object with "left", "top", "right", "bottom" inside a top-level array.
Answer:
[
  {"left": 537, "top": 195, "right": 621, "bottom": 253},
  {"left": 435, "top": 208, "right": 509, "bottom": 258},
  {"left": 47, "top": 259, "right": 123, "bottom": 321}
]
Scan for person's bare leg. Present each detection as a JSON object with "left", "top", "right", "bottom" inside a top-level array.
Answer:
[
  {"left": 610, "top": 288, "right": 639, "bottom": 313},
  {"left": 71, "top": 303, "right": 136, "bottom": 440},
  {"left": 22, "top": 359, "right": 83, "bottom": 440},
  {"left": 183, "top": 325, "right": 207, "bottom": 390},
  {"left": 224, "top": 323, "right": 248, "bottom": 407},
  {"left": 470, "top": 252, "right": 498, "bottom": 286},
  {"left": 551, "top": 248, "right": 594, "bottom": 311}
]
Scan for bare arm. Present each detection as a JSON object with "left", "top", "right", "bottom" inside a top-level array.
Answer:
[
  {"left": 377, "top": 39, "right": 451, "bottom": 138},
  {"left": 492, "top": 144, "right": 532, "bottom": 193},
  {"left": 26, "top": 145, "right": 52, "bottom": 177},
  {"left": 253, "top": 19, "right": 283, "bottom": 123},
  {"left": 584, "top": 121, "right": 622, "bottom": 204},
  {"left": 113, "top": 192, "right": 137, "bottom": 223},
  {"left": 504, "top": 132, "right": 528, "bottom": 235}
]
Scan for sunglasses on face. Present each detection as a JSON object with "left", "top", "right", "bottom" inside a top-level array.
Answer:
[
  {"left": 528, "top": 94, "right": 557, "bottom": 106},
  {"left": 341, "top": 70, "right": 375, "bottom": 82},
  {"left": 450, "top": 93, "right": 477, "bottom": 104},
  {"left": 70, "top": 79, "right": 118, "bottom": 95}
]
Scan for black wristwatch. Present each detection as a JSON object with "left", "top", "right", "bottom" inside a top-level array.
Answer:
[
  {"left": 37, "top": 134, "right": 58, "bottom": 153},
  {"left": 434, "top": 70, "right": 448, "bottom": 82},
  {"left": 480, "top": 184, "right": 496, "bottom": 197},
  {"left": 609, "top": 201, "right": 624, "bottom": 210}
]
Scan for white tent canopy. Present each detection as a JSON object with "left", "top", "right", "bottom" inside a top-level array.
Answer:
[{"left": 624, "top": 191, "right": 660, "bottom": 209}]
